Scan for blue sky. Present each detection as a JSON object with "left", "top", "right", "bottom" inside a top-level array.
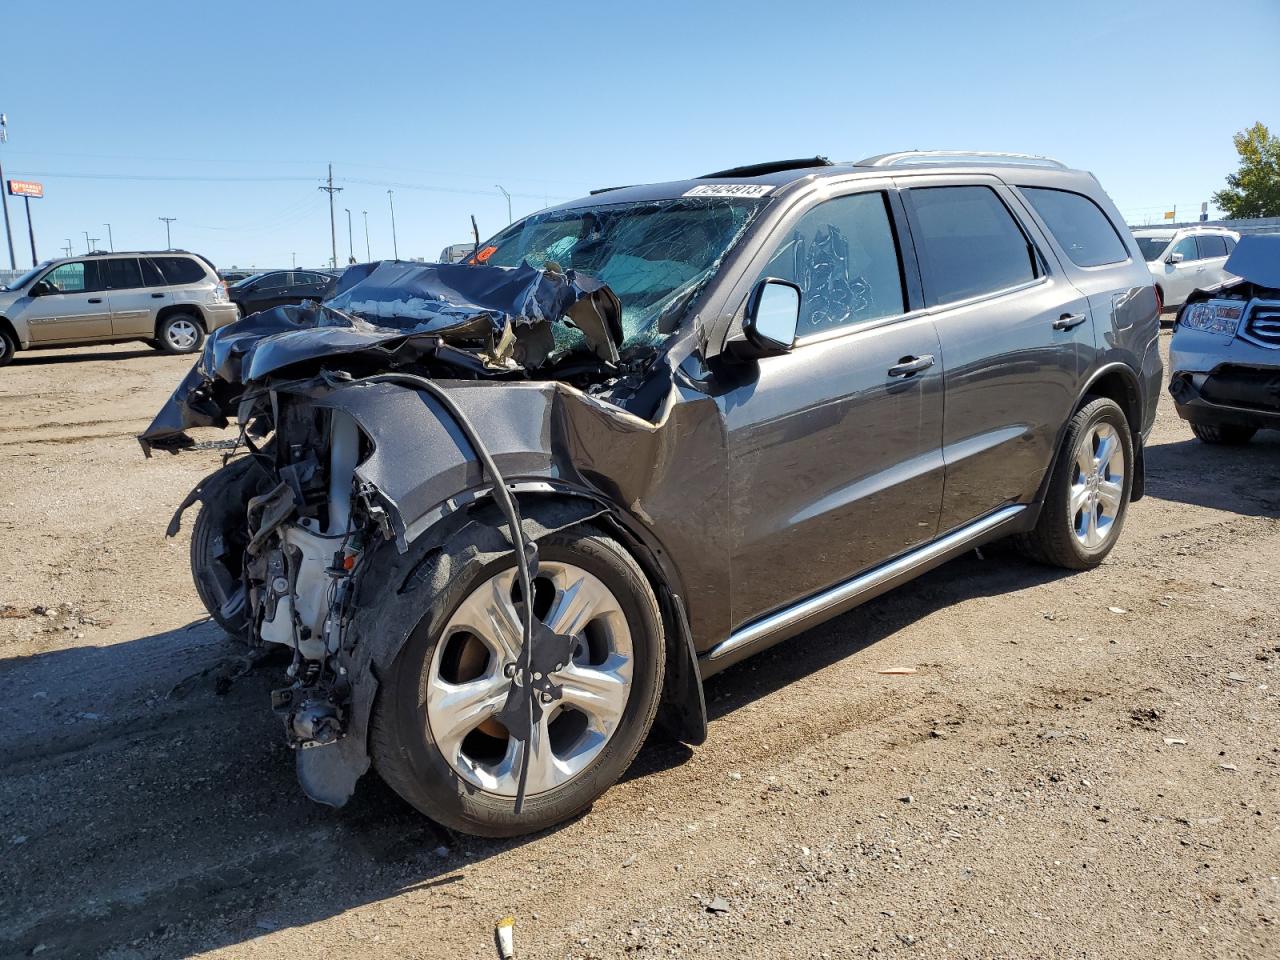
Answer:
[{"left": 2, "top": 0, "right": 1277, "bottom": 270}]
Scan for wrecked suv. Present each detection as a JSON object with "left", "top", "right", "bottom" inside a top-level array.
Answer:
[{"left": 143, "top": 152, "right": 1161, "bottom": 837}]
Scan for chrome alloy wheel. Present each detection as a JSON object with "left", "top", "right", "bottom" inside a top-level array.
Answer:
[
  {"left": 1070, "top": 421, "right": 1125, "bottom": 549},
  {"left": 425, "top": 561, "right": 634, "bottom": 798},
  {"left": 165, "top": 318, "right": 200, "bottom": 350}
]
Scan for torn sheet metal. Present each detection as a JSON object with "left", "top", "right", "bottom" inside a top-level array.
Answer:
[
  {"left": 138, "top": 261, "right": 623, "bottom": 454},
  {"left": 1223, "top": 235, "right": 1280, "bottom": 290}
]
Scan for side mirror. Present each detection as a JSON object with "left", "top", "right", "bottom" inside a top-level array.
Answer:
[
  {"left": 1166, "top": 252, "right": 1184, "bottom": 265},
  {"left": 28, "top": 280, "right": 51, "bottom": 297},
  {"left": 729, "top": 278, "right": 800, "bottom": 361}
]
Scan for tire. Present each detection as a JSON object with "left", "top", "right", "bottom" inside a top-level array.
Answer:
[
  {"left": 157, "top": 313, "right": 205, "bottom": 354},
  {"left": 1190, "top": 422, "right": 1256, "bottom": 446},
  {"left": 1017, "top": 397, "right": 1134, "bottom": 570},
  {"left": 367, "top": 525, "right": 666, "bottom": 837},
  {"left": 0, "top": 326, "right": 15, "bottom": 367},
  {"left": 189, "top": 458, "right": 267, "bottom": 639}
]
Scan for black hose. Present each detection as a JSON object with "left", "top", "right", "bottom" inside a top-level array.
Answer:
[{"left": 345, "top": 372, "right": 538, "bottom": 812}]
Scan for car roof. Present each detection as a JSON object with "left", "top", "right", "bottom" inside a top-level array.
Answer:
[{"left": 548, "top": 151, "right": 1101, "bottom": 213}]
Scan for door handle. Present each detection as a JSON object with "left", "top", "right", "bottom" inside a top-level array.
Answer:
[
  {"left": 151, "top": 292, "right": 164, "bottom": 298},
  {"left": 887, "top": 354, "right": 935, "bottom": 377},
  {"left": 87, "top": 297, "right": 104, "bottom": 304},
  {"left": 1052, "top": 312, "right": 1087, "bottom": 331}
]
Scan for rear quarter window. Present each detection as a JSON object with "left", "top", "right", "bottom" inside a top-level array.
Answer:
[
  {"left": 146, "top": 256, "right": 208, "bottom": 285},
  {"left": 1020, "top": 187, "right": 1128, "bottom": 268}
]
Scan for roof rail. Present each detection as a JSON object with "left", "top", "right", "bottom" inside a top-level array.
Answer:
[{"left": 857, "top": 150, "right": 1068, "bottom": 170}]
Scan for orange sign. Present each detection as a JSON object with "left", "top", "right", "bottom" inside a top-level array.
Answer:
[{"left": 7, "top": 179, "right": 43, "bottom": 198}]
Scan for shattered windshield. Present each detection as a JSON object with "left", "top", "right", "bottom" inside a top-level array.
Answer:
[
  {"left": 1134, "top": 236, "right": 1171, "bottom": 262},
  {"left": 477, "top": 197, "right": 765, "bottom": 348}
]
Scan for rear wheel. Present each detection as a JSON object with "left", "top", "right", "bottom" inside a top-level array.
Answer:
[
  {"left": 368, "top": 526, "right": 665, "bottom": 837},
  {"left": 1018, "top": 397, "right": 1133, "bottom": 570},
  {"left": 0, "top": 327, "right": 15, "bottom": 367},
  {"left": 157, "top": 313, "right": 205, "bottom": 354},
  {"left": 1190, "top": 422, "right": 1256, "bottom": 445}
]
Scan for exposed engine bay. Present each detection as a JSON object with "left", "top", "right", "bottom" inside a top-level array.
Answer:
[{"left": 140, "top": 255, "right": 714, "bottom": 809}]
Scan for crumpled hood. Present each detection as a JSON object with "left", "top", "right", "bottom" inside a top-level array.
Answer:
[
  {"left": 138, "top": 260, "right": 623, "bottom": 454},
  {"left": 1223, "top": 234, "right": 1280, "bottom": 290}
]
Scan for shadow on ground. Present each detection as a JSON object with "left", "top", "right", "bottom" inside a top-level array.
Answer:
[
  {"left": 1144, "top": 431, "right": 1280, "bottom": 517},
  {"left": 10, "top": 347, "right": 159, "bottom": 366}
]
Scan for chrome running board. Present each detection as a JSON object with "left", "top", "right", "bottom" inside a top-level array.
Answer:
[{"left": 702, "top": 504, "right": 1027, "bottom": 669}]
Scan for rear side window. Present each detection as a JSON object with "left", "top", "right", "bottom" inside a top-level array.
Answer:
[
  {"left": 1020, "top": 187, "right": 1128, "bottom": 267},
  {"left": 1225, "top": 236, "right": 1237, "bottom": 253},
  {"left": 907, "top": 186, "right": 1038, "bottom": 306},
  {"left": 1196, "top": 235, "right": 1228, "bottom": 259},
  {"left": 757, "top": 191, "right": 905, "bottom": 333},
  {"left": 145, "top": 256, "right": 207, "bottom": 285},
  {"left": 102, "top": 258, "right": 143, "bottom": 289}
]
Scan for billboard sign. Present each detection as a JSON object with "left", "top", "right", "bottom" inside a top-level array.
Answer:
[{"left": 7, "top": 179, "right": 43, "bottom": 198}]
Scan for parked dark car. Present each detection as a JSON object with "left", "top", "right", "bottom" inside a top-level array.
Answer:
[
  {"left": 229, "top": 269, "right": 337, "bottom": 317},
  {"left": 144, "top": 151, "right": 1161, "bottom": 838}
]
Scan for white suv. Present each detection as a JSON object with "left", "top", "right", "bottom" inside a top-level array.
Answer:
[
  {"left": 0, "top": 250, "right": 239, "bottom": 366},
  {"left": 1131, "top": 226, "right": 1240, "bottom": 312}
]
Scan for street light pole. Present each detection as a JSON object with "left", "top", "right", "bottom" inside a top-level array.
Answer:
[
  {"left": 159, "top": 217, "right": 176, "bottom": 249},
  {"left": 344, "top": 207, "right": 354, "bottom": 264},
  {"left": 291, "top": 251, "right": 296, "bottom": 269},
  {"left": 362, "top": 210, "right": 370, "bottom": 261},
  {"left": 83, "top": 231, "right": 91, "bottom": 253},
  {"left": 387, "top": 189, "right": 399, "bottom": 259},
  {"left": 495, "top": 184, "right": 512, "bottom": 224},
  {"left": 103, "top": 223, "right": 113, "bottom": 252},
  {"left": 0, "top": 113, "right": 15, "bottom": 269}
]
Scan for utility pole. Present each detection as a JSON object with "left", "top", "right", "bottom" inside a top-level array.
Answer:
[
  {"left": 159, "top": 217, "right": 176, "bottom": 249},
  {"left": 87, "top": 236, "right": 99, "bottom": 253},
  {"left": 83, "top": 231, "right": 91, "bottom": 253},
  {"left": 386, "top": 190, "right": 398, "bottom": 259},
  {"left": 291, "top": 251, "right": 296, "bottom": 269},
  {"left": 344, "top": 207, "right": 354, "bottom": 264},
  {"left": 62, "top": 240, "right": 72, "bottom": 257},
  {"left": 495, "top": 184, "right": 512, "bottom": 224},
  {"left": 362, "top": 210, "right": 370, "bottom": 261},
  {"left": 318, "top": 163, "right": 342, "bottom": 268},
  {"left": 0, "top": 113, "right": 14, "bottom": 269},
  {"left": 103, "top": 223, "right": 114, "bottom": 251}
]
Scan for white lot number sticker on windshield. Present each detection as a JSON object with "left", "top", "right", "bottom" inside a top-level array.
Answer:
[{"left": 683, "top": 184, "right": 774, "bottom": 198}]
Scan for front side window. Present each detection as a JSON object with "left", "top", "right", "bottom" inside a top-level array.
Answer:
[
  {"left": 908, "top": 186, "right": 1039, "bottom": 305},
  {"left": 479, "top": 196, "right": 765, "bottom": 349},
  {"left": 1170, "top": 237, "right": 1198, "bottom": 262},
  {"left": 1021, "top": 187, "right": 1128, "bottom": 267},
  {"left": 256, "top": 273, "right": 289, "bottom": 290},
  {"left": 757, "top": 192, "right": 905, "bottom": 333},
  {"left": 1196, "top": 235, "right": 1228, "bottom": 259},
  {"left": 42, "top": 261, "right": 101, "bottom": 294}
]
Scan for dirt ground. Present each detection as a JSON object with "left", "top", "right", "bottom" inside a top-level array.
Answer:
[{"left": 0, "top": 336, "right": 1277, "bottom": 960}]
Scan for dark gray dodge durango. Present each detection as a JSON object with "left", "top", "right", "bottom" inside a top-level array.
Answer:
[{"left": 143, "top": 150, "right": 1162, "bottom": 836}]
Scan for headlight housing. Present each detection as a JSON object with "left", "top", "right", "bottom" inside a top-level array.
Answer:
[{"left": 1180, "top": 300, "right": 1242, "bottom": 336}]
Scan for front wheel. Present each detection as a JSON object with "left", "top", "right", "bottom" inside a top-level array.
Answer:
[
  {"left": 1018, "top": 397, "right": 1134, "bottom": 570},
  {"left": 367, "top": 525, "right": 666, "bottom": 837},
  {"left": 0, "top": 327, "right": 15, "bottom": 367}
]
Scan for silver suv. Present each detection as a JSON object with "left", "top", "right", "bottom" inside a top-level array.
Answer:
[{"left": 0, "top": 251, "right": 239, "bottom": 366}]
